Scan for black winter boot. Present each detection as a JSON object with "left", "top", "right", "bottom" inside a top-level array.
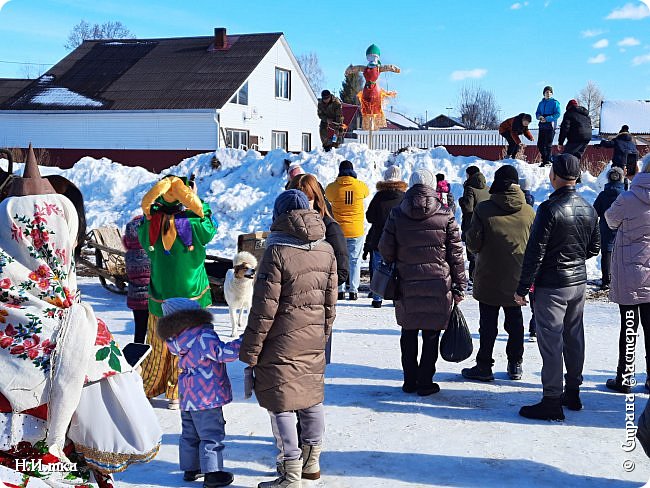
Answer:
[
  {"left": 606, "top": 374, "right": 632, "bottom": 394},
  {"left": 461, "top": 364, "right": 494, "bottom": 382},
  {"left": 519, "top": 396, "right": 565, "bottom": 421},
  {"left": 416, "top": 383, "right": 440, "bottom": 396},
  {"left": 184, "top": 470, "right": 203, "bottom": 481},
  {"left": 561, "top": 387, "right": 583, "bottom": 411},
  {"left": 401, "top": 382, "right": 417, "bottom": 393},
  {"left": 337, "top": 292, "right": 345, "bottom": 301},
  {"left": 203, "top": 471, "right": 234, "bottom": 488},
  {"left": 507, "top": 360, "right": 523, "bottom": 380}
]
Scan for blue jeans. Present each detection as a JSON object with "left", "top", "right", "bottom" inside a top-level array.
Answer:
[
  {"left": 371, "top": 250, "right": 384, "bottom": 301},
  {"left": 180, "top": 407, "right": 226, "bottom": 473},
  {"left": 339, "top": 236, "right": 364, "bottom": 294}
]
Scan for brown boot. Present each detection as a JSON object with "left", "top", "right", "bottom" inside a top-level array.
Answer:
[{"left": 301, "top": 444, "right": 321, "bottom": 480}]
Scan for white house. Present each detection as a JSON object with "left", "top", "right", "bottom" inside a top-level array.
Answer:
[
  {"left": 600, "top": 100, "right": 650, "bottom": 137},
  {"left": 0, "top": 28, "right": 320, "bottom": 171}
]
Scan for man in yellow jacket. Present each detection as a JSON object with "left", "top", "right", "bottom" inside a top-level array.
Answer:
[{"left": 326, "top": 160, "right": 370, "bottom": 300}]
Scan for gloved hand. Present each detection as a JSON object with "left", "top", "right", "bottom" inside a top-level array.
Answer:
[
  {"left": 244, "top": 367, "right": 255, "bottom": 399},
  {"left": 362, "top": 250, "right": 369, "bottom": 260}
]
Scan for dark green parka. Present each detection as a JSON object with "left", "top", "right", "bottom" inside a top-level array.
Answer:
[{"left": 466, "top": 186, "right": 535, "bottom": 307}]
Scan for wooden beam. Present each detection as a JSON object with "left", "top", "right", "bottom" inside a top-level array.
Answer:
[{"left": 85, "top": 240, "right": 126, "bottom": 257}]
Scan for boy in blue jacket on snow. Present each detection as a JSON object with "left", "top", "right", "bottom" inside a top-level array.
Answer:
[{"left": 535, "top": 86, "right": 561, "bottom": 167}]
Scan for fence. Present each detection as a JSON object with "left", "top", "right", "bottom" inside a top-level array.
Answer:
[
  {"left": 348, "top": 128, "right": 649, "bottom": 176},
  {"left": 352, "top": 129, "right": 558, "bottom": 151}
]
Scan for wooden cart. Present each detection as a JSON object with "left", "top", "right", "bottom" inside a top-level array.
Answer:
[{"left": 78, "top": 226, "right": 128, "bottom": 294}]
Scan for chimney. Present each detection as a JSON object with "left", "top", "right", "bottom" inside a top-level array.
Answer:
[{"left": 214, "top": 28, "right": 227, "bottom": 49}]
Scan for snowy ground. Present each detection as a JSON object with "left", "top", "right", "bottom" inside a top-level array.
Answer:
[{"left": 74, "top": 278, "right": 650, "bottom": 488}]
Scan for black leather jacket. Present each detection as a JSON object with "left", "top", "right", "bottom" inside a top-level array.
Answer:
[{"left": 516, "top": 186, "right": 600, "bottom": 295}]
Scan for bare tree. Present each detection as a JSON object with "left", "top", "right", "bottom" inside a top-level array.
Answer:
[
  {"left": 296, "top": 52, "right": 325, "bottom": 96},
  {"left": 576, "top": 80, "right": 604, "bottom": 128},
  {"left": 20, "top": 63, "right": 45, "bottom": 79},
  {"left": 456, "top": 84, "right": 500, "bottom": 129},
  {"left": 65, "top": 20, "right": 135, "bottom": 50}
]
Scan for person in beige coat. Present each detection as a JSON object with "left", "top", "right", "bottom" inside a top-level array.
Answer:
[{"left": 240, "top": 190, "right": 337, "bottom": 488}]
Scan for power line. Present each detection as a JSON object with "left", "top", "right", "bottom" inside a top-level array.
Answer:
[{"left": 0, "top": 60, "right": 53, "bottom": 66}]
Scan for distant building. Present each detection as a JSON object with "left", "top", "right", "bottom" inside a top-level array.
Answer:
[
  {"left": 423, "top": 114, "right": 467, "bottom": 129},
  {"left": 599, "top": 100, "right": 650, "bottom": 139},
  {"left": 0, "top": 28, "right": 319, "bottom": 171},
  {"left": 384, "top": 110, "right": 421, "bottom": 130}
]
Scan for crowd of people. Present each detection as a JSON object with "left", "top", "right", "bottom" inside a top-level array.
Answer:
[{"left": 3, "top": 135, "right": 650, "bottom": 487}]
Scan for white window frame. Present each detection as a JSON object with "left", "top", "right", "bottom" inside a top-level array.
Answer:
[
  {"left": 226, "top": 129, "right": 249, "bottom": 149},
  {"left": 229, "top": 81, "right": 249, "bottom": 105},
  {"left": 271, "top": 131, "right": 288, "bottom": 150},
  {"left": 302, "top": 133, "right": 311, "bottom": 152},
  {"left": 275, "top": 68, "right": 291, "bottom": 100}
]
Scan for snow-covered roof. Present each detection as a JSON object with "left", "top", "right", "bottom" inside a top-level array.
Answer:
[
  {"left": 427, "top": 125, "right": 467, "bottom": 130},
  {"left": 600, "top": 100, "right": 650, "bottom": 135},
  {"left": 384, "top": 111, "right": 420, "bottom": 129},
  {"left": 0, "top": 32, "right": 283, "bottom": 111}
]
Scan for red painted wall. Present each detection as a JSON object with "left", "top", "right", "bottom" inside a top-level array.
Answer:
[{"left": 43, "top": 149, "right": 213, "bottom": 173}]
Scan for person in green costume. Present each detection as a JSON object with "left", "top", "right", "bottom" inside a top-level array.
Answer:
[{"left": 137, "top": 175, "right": 218, "bottom": 409}]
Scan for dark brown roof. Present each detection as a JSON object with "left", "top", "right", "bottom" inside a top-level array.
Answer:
[
  {"left": 0, "top": 32, "right": 283, "bottom": 111},
  {"left": 0, "top": 78, "right": 32, "bottom": 105}
]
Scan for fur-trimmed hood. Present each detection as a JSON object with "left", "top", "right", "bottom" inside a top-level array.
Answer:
[
  {"left": 376, "top": 180, "right": 408, "bottom": 193},
  {"left": 157, "top": 308, "right": 213, "bottom": 341}
]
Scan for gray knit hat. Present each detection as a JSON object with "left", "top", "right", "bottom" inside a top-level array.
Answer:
[
  {"left": 409, "top": 168, "right": 435, "bottom": 188},
  {"left": 383, "top": 165, "right": 402, "bottom": 182}
]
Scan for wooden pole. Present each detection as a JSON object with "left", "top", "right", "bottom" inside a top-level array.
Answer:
[{"left": 368, "top": 118, "right": 374, "bottom": 151}]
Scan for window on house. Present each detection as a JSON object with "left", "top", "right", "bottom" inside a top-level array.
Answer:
[
  {"left": 302, "top": 133, "right": 311, "bottom": 152},
  {"left": 229, "top": 81, "right": 249, "bottom": 105},
  {"left": 275, "top": 68, "right": 291, "bottom": 100},
  {"left": 226, "top": 129, "right": 249, "bottom": 149},
  {"left": 271, "top": 131, "right": 288, "bottom": 150}
]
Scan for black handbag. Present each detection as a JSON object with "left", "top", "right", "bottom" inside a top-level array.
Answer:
[
  {"left": 440, "top": 304, "right": 473, "bottom": 362},
  {"left": 369, "top": 261, "right": 399, "bottom": 300}
]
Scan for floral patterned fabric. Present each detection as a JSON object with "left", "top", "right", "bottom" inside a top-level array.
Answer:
[{"left": 0, "top": 195, "right": 130, "bottom": 413}]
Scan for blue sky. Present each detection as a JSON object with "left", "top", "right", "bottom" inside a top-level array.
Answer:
[{"left": 0, "top": 0, "right": 649, "bottom": 124}]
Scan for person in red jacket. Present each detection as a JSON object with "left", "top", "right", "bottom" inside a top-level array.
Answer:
[{"left": 499, "top": 113, "right": 534, "bottom": 159}]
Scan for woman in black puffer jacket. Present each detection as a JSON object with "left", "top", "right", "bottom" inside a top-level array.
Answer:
[{"left": 379, "top": 168, "right": 467, "bottom": 396}]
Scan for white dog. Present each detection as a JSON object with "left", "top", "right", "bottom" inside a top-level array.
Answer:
[{"left": 224, "top": 251, "right": 258, "bottom": 337}]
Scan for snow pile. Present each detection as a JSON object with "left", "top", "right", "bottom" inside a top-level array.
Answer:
[{"left": 1, "top": 143, "right": 612, "bottom": 276}]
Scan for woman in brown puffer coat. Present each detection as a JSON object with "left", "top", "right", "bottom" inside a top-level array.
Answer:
[
  {"left": 379, "top": 168, "right": 467, "bottom": 397},
  {"left": 240, "top": 189, "right": 337, "bottom": 488}
]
